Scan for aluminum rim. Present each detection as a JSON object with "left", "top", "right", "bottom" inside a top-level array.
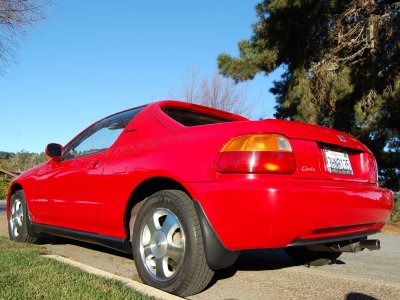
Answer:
[
  {"left": 139, "top": 208, "right": 185, "bottom": 281},
  {"left": 10, "top": 199, "right": 23, "bottom": 238}
]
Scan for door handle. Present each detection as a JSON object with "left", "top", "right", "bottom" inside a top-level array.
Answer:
[{"left": 88, "top": 160, "right": 99, "bottom": 169}]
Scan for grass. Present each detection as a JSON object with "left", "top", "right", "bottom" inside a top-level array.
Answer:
[{"left": 0, "top": 237, "right": 151, "bottom": 300}]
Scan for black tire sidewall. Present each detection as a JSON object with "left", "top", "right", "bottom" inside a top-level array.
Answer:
[
  {"left": 8, "top": 190, "right": 31, "bottom": 242},
  {"left": 132, "top": 190, "right": 199, "bottom": 294}
]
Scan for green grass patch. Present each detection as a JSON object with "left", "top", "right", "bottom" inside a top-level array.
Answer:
[{"left": 0, "top": 237, "right": 151, "bottom": 300}]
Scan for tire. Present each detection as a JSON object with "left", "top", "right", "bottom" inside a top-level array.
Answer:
[
  {"left": 285, "top": 246, "right": 342, "bottom": 267},
  {"left": 132, "top": 190, "right": 214, "bottom": 297},
  {"left": 8, "top": 190, "right": 38, "bottom": 243}
]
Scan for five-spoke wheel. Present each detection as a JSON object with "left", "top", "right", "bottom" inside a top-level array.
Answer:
[
  {"left": 132, "top": 190, "right": 214, "bottom": 297},
  {"left": 139, "top": 208, "right": 185, "bottom": 280},
  {"left": 9, "top": 198, "right": 24, "bottom": 238},
  {"left": 8, "top": 190, "right": 38, "bottom": 243}
]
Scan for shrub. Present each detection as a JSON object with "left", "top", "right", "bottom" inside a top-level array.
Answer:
[
  {"left": 0, "top": 175, "right": 11, "bottom": 200},
  {"left": 390, "top": 191, "right": 400, "bottom": 223}
]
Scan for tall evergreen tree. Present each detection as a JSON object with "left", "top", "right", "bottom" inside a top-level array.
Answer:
[{"left": 218, "top": 0, "right": 400, "bottom": 190}]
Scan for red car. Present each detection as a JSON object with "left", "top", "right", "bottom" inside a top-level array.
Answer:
[{"left": 7, "top": 101, "right": 393, "bottom": 296}]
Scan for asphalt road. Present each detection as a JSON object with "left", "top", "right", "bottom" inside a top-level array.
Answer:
[{"left": 1, "top": 200, "right": 399, "bottom": 299}]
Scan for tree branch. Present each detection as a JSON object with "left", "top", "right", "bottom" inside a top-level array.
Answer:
[{"left": 377, "top": 0, "right": 400, "bottom": 5}]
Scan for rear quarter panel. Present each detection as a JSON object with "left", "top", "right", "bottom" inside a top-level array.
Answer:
[{"left": 98, "top": 110, "right": 278, "bottom": 237}]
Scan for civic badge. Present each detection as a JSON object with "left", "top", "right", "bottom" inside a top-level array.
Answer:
[{"left": 338, "top": 135, "right": 347, "bottom": 142}]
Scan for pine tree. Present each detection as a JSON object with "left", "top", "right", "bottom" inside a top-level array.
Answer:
[{"left": 218, "top": 0, "right": 400, "bottom": 190}]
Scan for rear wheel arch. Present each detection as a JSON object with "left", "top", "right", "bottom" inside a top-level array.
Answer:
[
  {"left": 124, "top": 177, "right": 190, "bottom": 242},
  {"left": 124, "top": 176, "right": 240, "bottom": 271}
]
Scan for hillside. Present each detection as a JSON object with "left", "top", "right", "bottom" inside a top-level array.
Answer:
[{"left": 0, "top": 151, "right": 48, "bottom": 198}]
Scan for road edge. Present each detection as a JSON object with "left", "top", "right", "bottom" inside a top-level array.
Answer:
[{"left": 44, "top": 254, "right": 184, "bottom": 300}]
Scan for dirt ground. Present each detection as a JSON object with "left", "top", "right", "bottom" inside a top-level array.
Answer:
[{"left": 381, "top": 222, "right": 400, "bottom": 235}]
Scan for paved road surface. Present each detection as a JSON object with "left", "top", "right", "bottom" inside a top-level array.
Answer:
[{"left": 1, "top": 200, "right": 399, "bottom": 299}]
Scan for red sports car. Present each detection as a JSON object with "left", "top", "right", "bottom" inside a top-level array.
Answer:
[{"left": 7, "top": 101, "right": 393, "bottom": 296}]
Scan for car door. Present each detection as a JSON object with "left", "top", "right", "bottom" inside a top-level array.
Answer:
[{"left": 33, "top": 107, "right": 143, "bottom": 233}]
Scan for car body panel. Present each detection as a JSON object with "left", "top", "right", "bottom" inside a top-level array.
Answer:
[
  {"left": 7, "top": 100, "right": 394, "bottom": 251},
  {"left": 31, "top": 149, "right": 110, "bottom": 232},
  {"left": 265, "top": 119, "right": 370, "bottom": 152},
  {"left": 189, "top": 174, "right": 392, "bottom": 249}
]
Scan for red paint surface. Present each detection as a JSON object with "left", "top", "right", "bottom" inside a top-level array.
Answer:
[{"left": 7, "top": 101, "right": 393, "bottom": 250}]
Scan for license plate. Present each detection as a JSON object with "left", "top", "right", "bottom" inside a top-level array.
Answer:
[{"left": 323, "top": 148, "right": 353, "bottom": 175}]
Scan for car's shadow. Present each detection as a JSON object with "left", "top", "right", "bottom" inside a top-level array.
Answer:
[
  {"left": 211, "top": 249, "right": 295, "bottom": 283},
  {"left": 38, "top": 235, "right": 132, "bottom": 259},
  {"left": 39, "top": 236, "right": 296, "bottom": 270},
  {"left": 210, "top": 249, "right": 345, "bottom": 288},
  {"left": 38, "top": 235, "right": 345, "bottom": 286}
]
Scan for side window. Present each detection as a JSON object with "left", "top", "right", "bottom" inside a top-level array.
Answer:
[{"left": 63, "top": 106, "right": 143, "bottom": 160}]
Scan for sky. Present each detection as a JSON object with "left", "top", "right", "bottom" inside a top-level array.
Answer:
[{"left": 0, "top": 1, "right": 281, "bottom": 153}]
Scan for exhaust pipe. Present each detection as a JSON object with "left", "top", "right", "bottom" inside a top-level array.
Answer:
[
  {"left": 360, "top": 239, "right": 380, "bottom": 251},
  {"left": 307, "top": 239, "right": 381, "bottom": 253}
]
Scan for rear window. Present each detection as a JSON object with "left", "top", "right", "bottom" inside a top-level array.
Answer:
[{"left": 163, "top": 108, "right": 233, "bottom": 126}]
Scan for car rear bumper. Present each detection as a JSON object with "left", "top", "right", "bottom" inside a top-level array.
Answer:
[{"left": 187, "top": 175, "right": 393, "bottom": 250}]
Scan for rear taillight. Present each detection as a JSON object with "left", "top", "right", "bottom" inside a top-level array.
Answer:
[
  {"left": 214, "top": 134, "right": 296, "bottom": 174},
  {"left": 367, "top": 153, "right": 378, "bottom": 184}
]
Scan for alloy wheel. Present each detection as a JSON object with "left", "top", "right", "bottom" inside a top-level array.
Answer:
[
  {"left": 139, "top": 208, "right": 186, "bottom": 281},
  {"left": 10, "top": 199, "right": 23, "bottom": 238}
]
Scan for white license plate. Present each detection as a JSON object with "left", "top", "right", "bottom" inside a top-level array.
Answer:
[{"left": 323, "top": 148, "right": 353, "bottom": 175}]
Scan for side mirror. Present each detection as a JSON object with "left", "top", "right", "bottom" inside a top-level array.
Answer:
[{"left": 45, "top": 143, "right": 63, "bottom": 159}]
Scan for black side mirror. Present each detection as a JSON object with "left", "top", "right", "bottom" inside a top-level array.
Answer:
[{"left": 45, "top": 143, "right": 63, "bottom": 159}]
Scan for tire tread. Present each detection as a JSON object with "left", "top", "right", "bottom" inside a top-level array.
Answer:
[
  {"left": 8, "top": 190, "right": 39, "bottom": 244},
  {"left": 168, "top": 190, "right": 214, "bottom": 296},
  {"left": 132, "top": 189, "right": 214, "bottom": 297}
]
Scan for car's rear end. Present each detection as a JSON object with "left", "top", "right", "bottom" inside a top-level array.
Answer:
[
  {"left": 151, "top": 101, "right": 392, "bottom": 254},
  {"left": 129, "top": 101, "right": 394, "bottom": 295},
  {"left": 165, "top": 110, "right": 394, "bottom": 251}
]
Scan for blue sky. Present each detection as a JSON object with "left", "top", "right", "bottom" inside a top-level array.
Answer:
[{"left": 0, "top": 1, "right": 280, "bottom": 153}]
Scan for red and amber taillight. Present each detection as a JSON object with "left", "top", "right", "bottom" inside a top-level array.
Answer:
[
  {"left": 214, "top": 134, "right": 296, "bottom": 174},
  {"left": 367, "top": 153, "right": 378, "bottom": 184}
]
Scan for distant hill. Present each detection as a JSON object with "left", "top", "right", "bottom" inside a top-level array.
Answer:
[
  {"left": 0, "top": 151, "right": 48, "bottom": 173},
  {"left": 0, "top": 151, "right": 15, "bottom": 160},
  {"left": 0, "top": 151, "right": 48, "bottom": 198}
]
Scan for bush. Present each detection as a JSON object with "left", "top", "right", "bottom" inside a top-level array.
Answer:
[
  {"left": 0, "top": 176, "right": 11, "bottom": 200},
  {"left": 390, "top": 191, "right": 400, "bottom": 223},
  {"left": 394, "top": 191, "right": 400, "bottom": 202}
]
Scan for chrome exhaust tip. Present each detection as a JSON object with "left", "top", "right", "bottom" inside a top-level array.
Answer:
[
  {"left": 306, "top": 239, "right": 381, "bottom": 253},
  {"left": 360, "top": 239, "right": 380, "bottom": 251}
]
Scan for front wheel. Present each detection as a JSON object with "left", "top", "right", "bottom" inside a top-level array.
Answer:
[
  {"left": 132, "top": 190, "right": 214, "bottom": 297},
  {"left": 8, "top": 190, "right": 38, "bottom": 243}
]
